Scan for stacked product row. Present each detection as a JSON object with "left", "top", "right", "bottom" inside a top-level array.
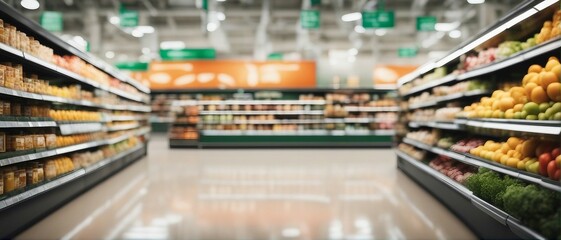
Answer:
[
  {"left": 160, "top": 90, "right": 397, "bottom": 147},
  {"left": 0, "top": 4, "right": 151, "bottom": 238},
  {"left": 396, "top": 3, "right": 560, "bottom": 239}
]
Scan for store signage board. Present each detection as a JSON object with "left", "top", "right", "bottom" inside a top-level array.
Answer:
[
  {"left": 373, "top": 65, "right": 417, "bottom": 87},
  {"left": 120, "top": 10, "right": 139, "bottom": 28},
  {"left": 115, "top": 62, "right": 149, "bottom": 71},
  {"left": 40, "top": 12, "right": 63, "bottom": 32},
  {"left": 398, "top": 47, "right": 417, "bottom": 58},
  {"left": 301, "top": 10, "right": 320, "bottom": 29},
  {"left": 160, "top": 48, "right": 216, "bottom": 60},
  {"left": 362, "top": 11, "right": 394, "bottom": 28},
  {"left": 310, "top": 0, "right": 321, "bottom": 6},
  {"left": 267, "top": 53, "right": 284, "bottom": 60},
  {"left": 416, "top": 16, "right": 436, "bottom": 31},
  {"left": 147, "top": 61, "right": 316, "bottom": 89}
]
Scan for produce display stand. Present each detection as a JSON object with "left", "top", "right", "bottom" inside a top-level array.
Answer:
[
  {"left": 0, "top": 2, "right": 150, "bottom": 238},
  {"left": 158, "top": 88, "right": 397, "bottom": 148},
  {"left": 396, "top": 0, "right": 561, "bottom": 239}
]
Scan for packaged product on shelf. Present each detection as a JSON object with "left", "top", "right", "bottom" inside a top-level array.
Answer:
[
  {"left": 0, "top": 64, "right": 5, "bottom": 87},
  {"left": 33, "top": 134, "right": 46, "bottom": 149},
  {"left": 43, "top": 161, "right": 56, "bottom": 180},
  {"left": 45, "top": 134, "right": 56, "bottom": 148},
  {"left": 16, "top": 169, "right": 26, "bottom": 189},
  {"left": 7, "top": 135, "right": 25, "bottom": 151},
  {"left": 11, "top": 102, "right": 21, "bottom": 116},
  {"left": 0, "top": 173, "right": 3, "bottom": 195},
  {"left": 23, "top": 135, "right": 33, "bottom": 150},
  {"left": 0, "top": 132, "right": 5, "bottom": 153},
  {"left": 3, "top": 170, "right": 14, "bottom": 193},
  {"left": 2, "top": 101, "right": 9, "bottom": 115}
]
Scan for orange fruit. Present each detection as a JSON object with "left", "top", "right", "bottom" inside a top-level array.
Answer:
[
  {"left": 540, "top": 71, "right": 558, "bottom": 89},
  {"left": 507, "top": 137, "right": 521, "bottom": 149},
  {"left": 528, "top": 64, "right": 543, "bottom": 74},
  {"left": 547, "top": 82, "right": 561, "bottom": 101},
  {"left": 525, "top": 82, "right": 538, "bottom": 96},
  {"left": 549, "top": 56, "right": 559, "bottom": 62},
  {"left": 513, "top": 103, "right": 524, "bottom": 112},
  {"left": 507, "top": 158, "right": 519, "bottom": 168},
  {"left": 552, "top": 65, "right": 561, "bottom": 79},
  {"left": 531, "top": 86, "right": 549, "bottom": 103},
  {"left": 545, "top": 59, "right": 560, "bottom": 72},
  {"left": 522, "top": 72, "right": 538, "bottom": 86},
  {"left": 499, "top": 97, "right": 515, "bottom": 111}
]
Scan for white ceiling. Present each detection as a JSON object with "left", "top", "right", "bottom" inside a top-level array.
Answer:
[{"left": 7, "top": 0, "right": 522, "bottom": 64}]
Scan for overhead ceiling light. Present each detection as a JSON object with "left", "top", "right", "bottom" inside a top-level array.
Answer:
[
  {"left": 535, "top": 0, "right": 559, "bottom": 10},
  {"left": 109, "top": 16, "right": 120, "bottom": 25},
  {"left": 435, "top": 22, "right": 460, "bottom": 31},
  {"left": 375, "top": 29, "right": 387, "bottom": 36},
  {"left": 217, "top": 12, "right": 226, "bottom": 21},
  {"left": 105, "top": 51, "right": 115, "bottom": 59},
  {"left": 354, "top": 25, "right": 365, "bottom": 33},
  {"left": 160, "top": 41, "right": 185, "bottom": 50},
  {"left": 341, "top": 12, "right": 362, "bottom": 22},
  {"left": 467, "top": 0, "right": 485, "bottom": 4},
  {"left": 136, "top": 26, "right": 155, "bottom": 34},
  {"left": 348, "top": 48, "right": 358, "bottom": 55},
  {"left": 207, "top": 22, "right": 218, "bottom": 32},
  {"left": 131, "top": 29, "right": 144, "bottom": 37},
  {"left": 448, "top": 30, "right": 462, "bottom": 38},
  {"left": 21, "top": 0, "right": 39, "bottom": 10}
]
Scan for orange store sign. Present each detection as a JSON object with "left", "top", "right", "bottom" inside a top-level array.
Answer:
[{"left": 146, "top": 61, "right": 316, "bottom": 89}]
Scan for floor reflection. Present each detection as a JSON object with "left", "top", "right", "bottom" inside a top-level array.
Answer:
[{"left": 19, "top": 135, "right": 475, "bottom": 240}]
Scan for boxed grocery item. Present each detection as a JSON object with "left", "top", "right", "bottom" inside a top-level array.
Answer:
[
  {"left": 45, "top": 134, "right": 57, "bottom": 148},
  {"left": 3, "top": 170, "right": 14, "bottom": 193},
  {"left": 0, "top": 132, "right": 5, "bottom": 153},
  {"left": 24, "top": 135, "right": 33, "bottom": 150},
  {"left": 34, "top": 135, "right": 45, "bottom": 149}
]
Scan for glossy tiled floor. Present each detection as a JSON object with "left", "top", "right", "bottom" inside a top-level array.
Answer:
[{"left": 19, "top": 135, "right": 476, "bottom": 240}]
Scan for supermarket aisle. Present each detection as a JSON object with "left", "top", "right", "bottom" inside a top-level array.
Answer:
[{"left": 19, "top": 135, "right": 475, "bottom": 240}]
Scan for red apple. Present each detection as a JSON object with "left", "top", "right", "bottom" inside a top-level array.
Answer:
[
  {"left": 552, "top": 148, "right": 561, "bottom": 159},
  {"left": 539, "top": 153, "right": 552, "bottom": 176},
  {"left": 554, "top": 169, "right": 561, "bottom": 181},
  {"left": 547, "top": 160, "right": 558, "bottom": 178}
]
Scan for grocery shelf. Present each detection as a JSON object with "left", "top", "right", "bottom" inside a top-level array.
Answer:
[
  {"left": 462, "top": 118, "right": 561, "bottom": 135},
  {"left": 397, "top": 148, "right": 532, "bottom": 239},
  {"left": 201, "top": 129, "right": 394, "bottom": 136},
  {"left": 0, "top": 131, "right": 143, "bottom": 167},
  {"left": 408, "top": 90, "right": 490, "bottom": 110},
  {"left": 0, "top": 142, "right": 146, "bottom": 238},
  {"left": 343, "top": 106, "right": 400, "bottom": 112},
  {"left": 203, "top": 119, "right": 324, "bottom": 124},
  {"left": 402, "top": 74, "right": 456, "bottom": 97},
  {"left": 408, "top": 121, "right": 463, "bottom": 130},
  {"left": 0, "top": 86, "right": 44, "bottom": 101},
  {"left": 0, "top": 42, "right": 24, "bottom": 57},
  {"left": 109, "top": 115, "right": 148, "bottom": 121},
  {"left": 0, "top": 120, "right": 57, "bottom": 128},
  {"left": 402, "top": 137, "right": 561, "bottom": 193},
  {"left": 196, "top": 100, "right": 326, "bottom": 105},
  {"left": 457, "top": 37, "right": 561, "bottom": 81},
  {"left": 395, "top": 149, "right": 472, "bottom": 197},
  {"left": 199, "top": 110, "right": 324, "bottom": 115},
  {"left": 0, "top": 170, "right": 85, "bottom": 210},
  {"left": 58, "top": 122, "right": 104, "bottom": 135},
  {"left": 0, "top": 42, "right": 148, "bottom": 104},
  {"left": 107, "top": 123, "right": 141, "bottom": 132}
]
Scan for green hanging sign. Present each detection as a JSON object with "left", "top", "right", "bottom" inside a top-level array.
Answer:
[
  {"left": 160, "top": 48, "right": 216, "bottom": 60},
  {"left": 310, "top": 0, "right": 321, "bottom": 6},
  {"left": 362, "top": 11, "right": 394, "bottom": 29},
  {"left": 120, "top": 10, "right": 139, "bottom": 28},
  {"left": 416, "top": 16, "right": 437, "bottom": 31},
  {"left": 115, "top": 62, "right": 149, "bottom": 71},
  {"left": 267, "top": 53, "right": 283, "bottom": 60},
  {"left": 301, "top": 10, "right": 320, "bottom": 29},
  {"left": 398, "top": 47, "right": 417, "bottom": 58},
  {"left": 40, "top": 11, "right": 63, "bottom": 32}
]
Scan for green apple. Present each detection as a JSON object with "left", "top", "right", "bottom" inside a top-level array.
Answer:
[{"left": 528, "top": 161, "right": 540, "bottom": 174}]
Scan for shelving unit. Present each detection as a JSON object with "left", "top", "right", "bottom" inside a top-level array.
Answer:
[
  {"left": 0, "top": 2, "right": 150, "bottom": 238},
  {"left": 396, "top": 1, "right": 561, "bottom": 239},
  {"left": 162, "top": 88, "right": 398, "bottom": 148}
]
